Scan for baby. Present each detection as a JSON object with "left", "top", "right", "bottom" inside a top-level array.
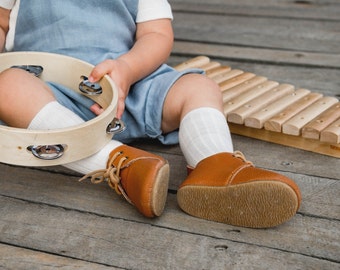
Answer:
[{"left": 0, "top": 0, "right": 301, "bottom": 228}]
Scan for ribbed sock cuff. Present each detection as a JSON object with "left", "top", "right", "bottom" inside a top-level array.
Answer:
[
  {"left": 179, "top": 107, "right": 233, "bottom": 167},
  {"left": 28, "top": 101, "right": 84, "bottom": 130}
]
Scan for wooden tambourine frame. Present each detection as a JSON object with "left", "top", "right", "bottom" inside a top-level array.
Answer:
[{"left": 0, "top": 51, "right": 122, "bottom": 166}]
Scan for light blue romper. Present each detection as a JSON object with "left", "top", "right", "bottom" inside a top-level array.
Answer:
[{"left": 12, "top": 0, "right": 202, "bottom": 144}]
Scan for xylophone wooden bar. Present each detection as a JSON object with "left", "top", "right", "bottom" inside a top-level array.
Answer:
[
  {"left": 320, "top": 118, "right": 340, "bottom": 144},
  {"left": 174, "top": 56, "right": 340, "bottom": 158},
  {"left": 224, "top": 80, "right": 280, "bottom": 115},
  {"left": 228, "top": 83, "right": 295, "bottom": 125},
  {"left": 174, "top": 55, "right": 211, "bottom": 71},
  {"left": 222, "top": 76, "right": 268, "bottom": 103},
  {"left": 282, "top": 96, "right": 338, "bottom": 136},
  {"left": 210, "top": 69, "right": 244, "bottom": 84},
  {"left": 245, "top": 88, "right": 311, "bottom": 129},
  {"left": 219, "top": 72, "right": 256, "bottom": 92},
  {"left": 205, "top": 65, "right": 231, "bottom": 78},
  {"left": 302, "top": 102, "right": 340, "bottom": 140},
  {"left": 199, "top": 61, "right": 221, "bottom": 71},
  {"left": 264, "top": 92, "right": 322, "bottom": 133}
]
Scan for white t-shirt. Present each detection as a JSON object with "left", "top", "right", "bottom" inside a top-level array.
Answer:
[{"left": 0, "top": 0, "right": 173, "bottom": 51}]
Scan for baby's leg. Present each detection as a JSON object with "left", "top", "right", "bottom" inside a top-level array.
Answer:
[
  {"left": 0, "top": 68, "right": 55, "bottom": 128},
  {"left": 161, "top": 73, "right": 224, "bottom": 133},
  {"left": 5, "top": 68, "right": 169, "bottom": 218},
  {"left": 163, "top": 73, "right": 301, "bottom": 228},
  {"left": 162, "top": 73, "right": 233, "bottom": 167}
]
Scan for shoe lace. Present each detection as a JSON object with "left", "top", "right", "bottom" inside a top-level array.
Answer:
[
  {"left": 233, "top": 150, "right": 254, "bottom": 166},
  {"left": 79, "top": 151, "right": 133, "bottom": 205}
]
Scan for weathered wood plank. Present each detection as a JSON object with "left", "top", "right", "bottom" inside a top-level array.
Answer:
[
  {"left": 1, "top": 196, "right": 339, "bottom": 269},
  {"left": 0, "top": 163, "right": 339, "bottom": 263},
  {"left": 172, "top": 41, "right": 340, "bottom": 68},
  {"left": 171, "top": 13, "right": 340, "bottom": 54},
  {"left": 0, "top": 244, "right": 116, "bottom": 270},
  {"left": 169, "top": 0, "right": 340, "bottom": 21},
  {"left": 230, "top": 135, "right": 340, "bottom": 180}
]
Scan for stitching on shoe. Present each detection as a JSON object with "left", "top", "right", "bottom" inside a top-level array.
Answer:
[
  {"left": 121, "top": 156, "right": 163, "bottom": 169},
  {"left": 227, "top": 151, "right": 254, "bottom": 184}
]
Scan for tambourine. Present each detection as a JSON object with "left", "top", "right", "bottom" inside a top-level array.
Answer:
[{"left": 0, "top": 51, "right": 124, "bottom": 166}]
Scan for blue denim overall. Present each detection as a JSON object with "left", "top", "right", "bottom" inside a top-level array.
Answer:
[{"left": 12, "top": 0, "right": 201, "bottom": 144}]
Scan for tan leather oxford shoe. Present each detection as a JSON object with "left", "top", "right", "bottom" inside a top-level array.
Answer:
[
  {"left": 177, "top": 151, "right": 301, "bottom": 228},
  {"left": 80, "top": 145, "right": 170, "bottom": 217}
]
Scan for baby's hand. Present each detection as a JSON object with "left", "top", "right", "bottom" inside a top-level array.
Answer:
[
  {"left": 89, "top": 59, "right": 132, "bottom": 119},
  {"left": 90, "top": 103, "right": 104, "bottom": 116}
]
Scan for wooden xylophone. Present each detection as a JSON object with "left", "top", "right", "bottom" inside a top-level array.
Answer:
[{"left": 174, "top": 56, "right": 340, "bottom": 158}]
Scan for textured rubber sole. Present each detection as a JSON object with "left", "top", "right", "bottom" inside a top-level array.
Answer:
[
  {"left": 177, "top": 180, "right": 299, "bottom": 228},
  {"left": 150, "top": 163, "right": 170, "bottom": 217}
]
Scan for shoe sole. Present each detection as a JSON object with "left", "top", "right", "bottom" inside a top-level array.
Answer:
[
  {"left": 151, "top": 163, "right": 170, "bottom": 217},
  {"left": 177, "top": 180, "right": 299, "bottom": 228}
]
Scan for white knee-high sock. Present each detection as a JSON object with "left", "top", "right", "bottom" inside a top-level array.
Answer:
[
  {"left": 28, "top": 101, "right": 84, "bottom": 130},
  {"left": 63, "top": 139, "right": 122, "bottom": 174},
  {"left": 28, "top": 101, "right": 122, "bottom": 174},
  {"left": 179, "top": 107, "right": 233, "bottom": 168}
]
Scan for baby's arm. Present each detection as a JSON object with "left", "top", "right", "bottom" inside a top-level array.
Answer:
[
  {"left": 117, "top": 18, "right": 174, "bottom": 85},
  {"left": 0, "top": 7, "right": 10, "bottom": 52},
  {"left": 89, "top": 19, "right": 174, "bottom": 118}
]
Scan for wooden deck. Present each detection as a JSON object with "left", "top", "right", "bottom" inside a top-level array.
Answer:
[{"left": 1, "top": 1, "right": 339, "bottom": 269}]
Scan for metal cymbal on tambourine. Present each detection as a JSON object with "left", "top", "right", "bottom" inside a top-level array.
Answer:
[{"left": 0, "top": 51, "right": 124, "bottom": 166}]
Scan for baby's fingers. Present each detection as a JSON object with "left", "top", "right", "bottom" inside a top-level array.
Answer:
[
  {"left": 116, "top": 95, "right": 126, "bottom": 120},
  {"left": 89, "top": 60, "right": 114, "bottom": 82},
  {"left": 90, "top": 103, "right": 104, "bottom": 116}
]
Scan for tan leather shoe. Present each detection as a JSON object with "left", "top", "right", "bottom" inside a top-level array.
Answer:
[
  {"left": 80, "top": 145, "right": 169, "bottom": 217},
  {"left": 177, "top": 151, "right": 301, "bottom": 228}
]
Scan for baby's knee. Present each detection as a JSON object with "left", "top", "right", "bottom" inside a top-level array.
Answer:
[
  {"left": 0, "top": 67, "right": 21, "bottom": 80},
  {"left": 0, "top": 67, "right": 27, "bottom": 90},
  {"left": 183, "top": 73, "right": 222, "bottom": 99},
  {"left": 0, "top": 68, "right": 20, "bottom": 98},
  {"left": 0, "top": 68, "right": 14, "bottom": 93},
  {"left": 0, "top": 67, "right": 46, "bottom": 92},
  {"left": 0, "top": 67, "right": 46, "bottom": 107}
]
